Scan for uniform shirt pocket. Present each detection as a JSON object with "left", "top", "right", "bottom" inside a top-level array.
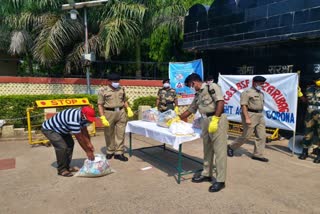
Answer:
[{"left": 201, "top": 94, "right": 213, "bottom": 106}]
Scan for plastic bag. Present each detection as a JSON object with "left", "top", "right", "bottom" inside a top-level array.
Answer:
[
  {"left": 142, "top": 108, "right": 160, "bottom": 123},
  {"left": 75, "top": 154, "right": 114, "bottom": 177},
  {"left": 192, "top": 111, "right": 202, "bottom": 129},
  {"left": 169, "top": 121, "right": 195, "bottom": 136},
  {"left": 157, "top": 109, "right": 177, "bottom": 128}
]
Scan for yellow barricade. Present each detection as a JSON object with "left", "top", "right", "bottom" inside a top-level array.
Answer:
[{"left": 26, "top": 98, "right": 96, "bottom": 146}]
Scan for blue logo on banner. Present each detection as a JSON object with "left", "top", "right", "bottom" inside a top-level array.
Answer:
[{"left": 169, "top": 59, "right": 204, "bottom": 95}]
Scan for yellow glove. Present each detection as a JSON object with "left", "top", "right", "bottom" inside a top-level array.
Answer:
[
  {"left": 174, "top": 106, "right": 179, "bottom": 114},
  {"left": 127, "top": 107, "right": 134, "bottom": 118},
  {"left": 208, "top": 116, "right": 220, "bottom": 133},
  {"left": 298, "top": 86, "right": 303, "bottom": 97},
  {"left": 100, "top": 116, "right": 110, "bottom": 127},
  {"left": 166, "top": 116, "right": 180, "bottom": 127}
]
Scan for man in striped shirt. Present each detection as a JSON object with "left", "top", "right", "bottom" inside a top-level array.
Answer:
[{"left": 41, "top": 106, "right": 96, "bottom": 177}]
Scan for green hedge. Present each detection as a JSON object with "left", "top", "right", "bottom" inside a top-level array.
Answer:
[
  {"left": 0, "top": 95, "right": 156, "bottom": 128},
  {"left": 132, "top": 96, "right": 157, "bottom": 112}
]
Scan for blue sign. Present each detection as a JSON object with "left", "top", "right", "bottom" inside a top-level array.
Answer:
[{"left": 169, "top": 59, "right": 204, "bottom": 95}]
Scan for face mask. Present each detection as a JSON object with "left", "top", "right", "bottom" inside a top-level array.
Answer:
[
  {"left": 316, "top": 80, "right": 320, "bottom": 87},
  {"left": 255, "top": 85, "right": 262, "bottom": 91},
  {"left": 163, "top": 83, "right": 170, "bottom": 88},
  {"left": 111, "top": 82, "right": 120, "bottom": 88},
  {"left": 207, "top": 80, "right": 213, "bottom": 84},
  {"left": 190, "top": 87, "right": 196, "bottom": 93}
]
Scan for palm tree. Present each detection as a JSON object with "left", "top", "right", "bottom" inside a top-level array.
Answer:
[{"left": 1, "top": 0, "right": 146, "bottom": 77}]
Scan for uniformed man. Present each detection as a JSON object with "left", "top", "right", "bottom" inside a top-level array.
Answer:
[
  {"left": 156, "top": 79, "right": 179, "bottom": 114},
  {"left": 98, "top": 73, "right": 134, "bottom": 161},
  {"left": 178, "top": 73, "right": 228, "bottom": 193},
  {"left": 298, "top": 77, "right": 320, "bottom": 163},
  {"left": 227, "top": 76, "right": 269, "bottom": 162}
]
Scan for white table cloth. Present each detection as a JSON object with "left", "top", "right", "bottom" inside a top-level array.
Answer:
[{"left": 125, "top": 120, "right": 201, "bottom": 150}]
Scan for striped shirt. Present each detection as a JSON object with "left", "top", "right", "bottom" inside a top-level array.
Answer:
[{"left": 42, "top": 109, "right": 82, "bottom": 134}]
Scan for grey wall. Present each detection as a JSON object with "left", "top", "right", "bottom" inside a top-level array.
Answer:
[{"left": 184, "top": 0, "right": 320, "bottom": 50}]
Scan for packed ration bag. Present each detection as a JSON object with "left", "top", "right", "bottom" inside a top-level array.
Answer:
[
  {"left": 192, "top": 111, "right": 202, "bottom": 129},
  {"left": 142, "top": 108, "right": 160, "bottom": 123},
  {"left": 157, "top": 109, "right": 177, "bottom": 128},
  {"left": 169, "top": 121, "right": 195, "bottom": 136},
  {"left": 75, "top": 154, "right": 114, "bottom": 177}
]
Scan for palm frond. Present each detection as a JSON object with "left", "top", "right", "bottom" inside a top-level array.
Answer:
[
  {"left": 100, "top": 1, "right": 146, "bottom": 58},
  {"left": 9, "top": 30, "right": 33, "bottom": 55},
  {"left": 66, "top": 35, "right": 102, "bottom": 70},
  {"left": 152, "top": 3, "right": 186, "bottom": 36},
  {"left": 33, "top": 14, "right": 83, "bottom": 66}
]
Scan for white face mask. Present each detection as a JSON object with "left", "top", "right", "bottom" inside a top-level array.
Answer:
[
  {"left": 206, "top": 80, "right": 213, "bottom": 84},
  {"left": 190, "top": 87, "right": 196, "bottom": 92},
  {"left": 111, "top": 82, "right": 120, "bottom": 88},
  {"left": 163, "top": 83, "right": 170, "bottom": 88},
  {"left": 255, "top": 85, "right": 262, "bottom": 91}
]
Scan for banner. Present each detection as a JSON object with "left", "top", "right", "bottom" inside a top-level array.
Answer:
[
  {"left": 169, "top": 59, "right": 204, "bottom": 105},
  {"left": 218, "top": 73, "right": 298, "bottom": 131}
]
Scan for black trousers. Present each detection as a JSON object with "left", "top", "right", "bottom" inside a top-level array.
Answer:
[{"left": 41, "top": 128, "right": 75, "bottom": 173}]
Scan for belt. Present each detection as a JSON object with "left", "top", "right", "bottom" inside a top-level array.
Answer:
[
  {"left": 308, "top": 105, "right": 320, "bottom": 110},
  {"left": 248, "top": 109, "right": 263, "bottom": 113},
  {"left": 201, "top": 112, "right": 215, "bottom": 118},
  {"left": 105, "top": 107, "right": 124, "bottom": 111},
  {"left": 206, "top": 112, "right": 215, "bottom": 117}
]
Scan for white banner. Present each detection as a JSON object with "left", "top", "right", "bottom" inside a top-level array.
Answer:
[{"left": 218, "top": 73, "right": 298, "bottom": 131}]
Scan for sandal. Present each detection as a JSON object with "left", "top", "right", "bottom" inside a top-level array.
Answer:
[
  {"left": 69, "top": 166, "right": 80, "bottom": 172},
  {"left": 58, "top": 170, "right": 73, "bottom": 177}
]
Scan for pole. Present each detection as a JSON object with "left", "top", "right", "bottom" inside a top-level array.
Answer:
[{"left": 84, "top": 7, "right": 91, "bottom": 94}]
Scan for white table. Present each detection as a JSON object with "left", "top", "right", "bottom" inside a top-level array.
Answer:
[{"left": 125, "top": 120, "right": 202, "bottom": 184}]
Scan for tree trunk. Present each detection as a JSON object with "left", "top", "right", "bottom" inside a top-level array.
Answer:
[
  {"left": 26, "top": 53, "right": 33, "bottom": 75},
  {"left": 135, "top": 39, "right": 142, "bottom": 79}
]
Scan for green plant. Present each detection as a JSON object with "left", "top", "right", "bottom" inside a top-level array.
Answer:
[{"left": 131, "top": 96, "right": 157, "bottom": 113}]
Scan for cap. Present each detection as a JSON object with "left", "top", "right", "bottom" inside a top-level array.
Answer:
[
  {"left": 253, "top": 76, "right": 266, "bottom": 82},
  {"left": 108, "top": 73, "right": 120, "bottom": 81},
  {"left": 81, "top": 106, "right": 96, "bottom": 122},
  {"left": 162, "top": 78, "right": 170, "bottom": 84}
]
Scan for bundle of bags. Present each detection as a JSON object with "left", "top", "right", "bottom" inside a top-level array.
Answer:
[{"left": 142, "top": 109, "right": 195, "bottom": 136}]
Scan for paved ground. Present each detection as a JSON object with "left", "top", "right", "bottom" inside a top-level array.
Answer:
[{"left": 0, "top": 131, "right": 320, "bottom": 214}]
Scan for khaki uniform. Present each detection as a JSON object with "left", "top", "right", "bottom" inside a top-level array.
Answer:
[
  {"left": 188, "top": 83, "right": 228, "bottom": 182},
  {"left": 230, "top": 87, "right": 266, "bottom": 158},
  {"left": 98, "top": 85, "right": 127, "bottom": 155},
  {"left": 157, "top": 88, "right": 176, "bottom": 112},
  {"left": 302, "top": 85, "right": 320, "bottom": 147}
]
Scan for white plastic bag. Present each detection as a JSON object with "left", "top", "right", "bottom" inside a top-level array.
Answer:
[
  {"left": 192, "top": 111, "right": 202, "bottom": 129},
  {"left": 75, "top": 154, "right": 114, "bottom": 177},
  {"left": 157, "top": 109, "right": 177, "bottom": 128},
  {"left": 142, "top": 108, "right": 160, "bottom": 123},
  {"left": 169, "top": 121, "right": 195, "bottom": 136}
]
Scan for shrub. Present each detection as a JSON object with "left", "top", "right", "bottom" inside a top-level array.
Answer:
[{"left": 131, "top": 96, "right": 157, "bottom": 112}]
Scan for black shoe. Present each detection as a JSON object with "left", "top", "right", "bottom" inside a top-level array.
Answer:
[
  {"left": 209, "top": 182, "right": 225, "bottom": 192},
  {"left": 114, "top": 154, "right": 128, "bottom": 162},
  {"left": 251, "top": 156, "right": 269, "bottom": 162},
  {"left": 314, "top": 157, "right": 320, "bottom": 164},
  {"left": 106, "top": 154, "right": 114, "bottom": 159},
  {"left": 313, "top": 148, "right": 320, "bottom": 163},
  {"left": 192, "top": 175, "right": 212, "bottom": 183},
  {"left": 227, "top": 145, "right": 234, "bottom": 157},
  {"left": 299, "top": 148, "right": 308, "bottom": 160}
]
